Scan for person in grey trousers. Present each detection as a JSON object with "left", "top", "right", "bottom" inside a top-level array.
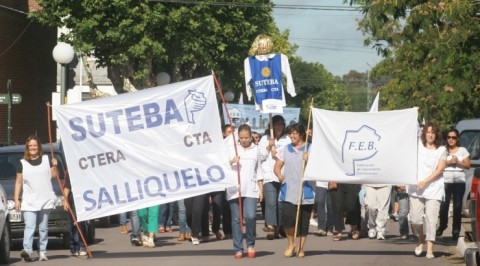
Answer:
[{"left": 395, "top": 186, "right": 410, "bottom": 239}]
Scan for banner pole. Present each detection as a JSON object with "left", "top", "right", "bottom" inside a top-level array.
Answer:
[
  {"left": 212, "top": 72, "right": 244, "bottom": 233},
  {"left": 269, "top": 113, "right": 273, "bottom": 139},
  {"left": 293, "top": 98, "right": 313, "bottom": 256},
  {"left": 46, "top": 102, "right": 93, "bottom": 258}
]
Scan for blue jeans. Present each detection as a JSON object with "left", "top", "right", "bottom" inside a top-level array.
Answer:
[
  {"left": 129, "top": 210, "right": 141, "bottom": 239},
  {"left": 210, "top": 191, "right": 228, "bottom": 233},
  {"left": 70, "top": 220, "right": 87, "bottom": 253},
  {"left": 397, "top": 192, "right": 409, "bottom": 236},
  {"left": 23, "top": 209, "right": 51, "bottom": 253},
  {"left": 315, "top": 187, "right": 333, "bottom": 232},
  {"left": 229, "top": 197, "right": 257, "bottom": 253},
  {"left": 263, "top": 182, "right": 282, "bottom": 227},
  {"left": 176, "top": 199, "right": 191, "bottom": 234},
  {"left": 119, "top": 212, "right": 127, "bottom": 225},
  {"left": 159, "top": 202, "right": 174, "bottom": 228}
]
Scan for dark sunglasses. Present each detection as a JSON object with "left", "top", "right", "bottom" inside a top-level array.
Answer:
[{"left": 447, "top": 136, "right": 458, "bottom": 140}]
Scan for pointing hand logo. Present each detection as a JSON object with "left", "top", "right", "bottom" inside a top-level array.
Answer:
[{"left": 184, "top": 90, "right": 207, "bottom": 124}]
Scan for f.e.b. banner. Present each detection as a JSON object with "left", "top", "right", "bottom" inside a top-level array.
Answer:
[
  {"left": 54, "top": 75, "right": 236, "bottom": 222},
  {"left": 304, "top": 108, "right": 418, "bottom": 185}
]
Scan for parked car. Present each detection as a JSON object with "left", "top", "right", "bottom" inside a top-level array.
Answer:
[
  {"left": 464, "top": 168, "right": 480, "bottom": 266},
  {"left": 0, "top": 143, "right": 95, "bottom": 249},
  {"left": 0, "top": 182, "right": 10, "bottom": 264},
  {"left": 456, "top": 119, "right": 480, "bottom": 217},
  {"left": 456, "top": 119, "right": 480, "bottom": 266}
]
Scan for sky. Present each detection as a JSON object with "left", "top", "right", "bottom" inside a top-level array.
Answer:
[{"left": 272, "top": 0, "right": 383, "bottom": 77}]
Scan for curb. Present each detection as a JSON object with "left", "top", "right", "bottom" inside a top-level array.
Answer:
[{"left": 457, "top": 236, "right": 478, "bottom": 257}]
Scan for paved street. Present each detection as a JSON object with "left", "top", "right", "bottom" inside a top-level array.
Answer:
[{"left": 4, "top": 215, "right": 467, "bottom": 266}]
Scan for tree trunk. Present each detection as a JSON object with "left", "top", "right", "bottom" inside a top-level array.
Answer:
[{"left": 81, "top": 54, "right": 110, "bottom": 98}]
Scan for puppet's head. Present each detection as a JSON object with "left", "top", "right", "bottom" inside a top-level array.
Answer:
[{"left": 248, "top": 34, "right": 273, "bottom": 56}]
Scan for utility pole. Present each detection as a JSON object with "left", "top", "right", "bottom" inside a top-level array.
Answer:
[
  {"left": 366, "top": 70, "right": 372, "bottom": 110},
  {"left": 7, "top": 80, "right": 12, "bottom": 145}
]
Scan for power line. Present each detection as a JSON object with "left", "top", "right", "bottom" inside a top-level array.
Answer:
[
  {"left": 0, "top": 21, "right": 32, "bottom": 58},
  {"left": 0, "top": 4, "right": 29, "bottom": 15},
  {"left": 299, "top": 45, "right": 377, "bottom": 54},
  {"left": 148, "top": 0, "right": 360, "bottom": 11}
]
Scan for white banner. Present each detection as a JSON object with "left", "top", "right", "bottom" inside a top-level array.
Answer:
[
  {"left": 304, "top": 108, "right": 418, "bottom": 185},
  {"left": 54, "top": 76, "right": 236, "bottom": 221}
]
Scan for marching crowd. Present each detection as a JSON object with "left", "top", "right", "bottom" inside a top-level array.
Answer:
[
  {"left": 114, "top": 116, "right": 469, "bottom": 260},
  {"left": 14, "top": 115, "right": 469, "bottom": 261}
]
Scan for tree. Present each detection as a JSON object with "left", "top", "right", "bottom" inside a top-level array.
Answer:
[
  {"left": 289, "top": 60, "right": 352, "bottom": 122},
  {"left": 31, "top": 0, "right": 292, "bottom": 95},
  {"left": 350, "top": 0, "right": 480, "bottom": 127}
]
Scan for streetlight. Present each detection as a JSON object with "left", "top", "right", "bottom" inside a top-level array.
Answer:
[
  {"left": 52, "top": 42, "right": 75, "bottom": 105},
  {"left": 224, "top": 91, "right": 234, "bottom": 102},
  {"left": 156, "top": 72, "right": 171, "bottom": 86}
]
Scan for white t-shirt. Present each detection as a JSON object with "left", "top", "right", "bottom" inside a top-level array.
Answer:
[
  {"left": 408, "top": 142, "right": 447, "bottom": 200},
  {"left": 258, "top": 134, "right": 291, "bottom": 183},
  {"left": 226, "top": 143, "right": 261, "bottom": 200},
  {"left": 20, "top": 155, "right": 56, "bottom": 211},
  {"left": 443, "top": 146, "right": 470, "bottom": 183},
  {"left": 315, "top": 181, "right": 329, "bottom": 189}
]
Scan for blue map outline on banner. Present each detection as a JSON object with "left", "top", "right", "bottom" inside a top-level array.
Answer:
[{"left": 341, "top": 125, "right": 381, "bottom": 176}]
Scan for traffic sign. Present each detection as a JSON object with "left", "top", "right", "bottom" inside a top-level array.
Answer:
[{"left": 0, "top": 93, "right": 22, "bottom": 104}]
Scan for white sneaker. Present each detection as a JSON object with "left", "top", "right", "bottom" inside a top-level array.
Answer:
[
  {"left": 79, "top": 249, "right": 88, "bottom": 256},
  {"left": 368, "top": 229, "right": 376, "bottom": 239},
  {"left": 39, "top": 252, "right": 48, "bottom": 261},
  {"left": 377, "top": 232, "right": 385, "bottom": 240},
  {"left": 309, "top": 218, "right": 318, "bottom": 227},
  {"left": 191, "top": 237, "right": 200, "bottom": 245}
]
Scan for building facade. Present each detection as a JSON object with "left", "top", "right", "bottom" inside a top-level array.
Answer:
[{"left": 0, "top": 0, "right": 57, "bottom": 145}]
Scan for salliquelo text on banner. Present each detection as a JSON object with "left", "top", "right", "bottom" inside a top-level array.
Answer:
[
  {"left": 304, "top": 108, "right": 418, "bottom": 185},
  {"left": 54, "top": 75, "right": 236, "bottom": 222}
]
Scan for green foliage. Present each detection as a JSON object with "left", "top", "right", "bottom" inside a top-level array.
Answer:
[
  {"left": 350, "top": 0, "right": 480, "bottom": 128},
  {"left": 289, "top": 60, "right": 352, "bottom": 122},
  {"left": 31, "top": 0, "right": 288, "bottom": 94}
]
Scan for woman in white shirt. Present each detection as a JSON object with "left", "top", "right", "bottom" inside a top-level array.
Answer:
[
  {"left": 227, "top": 124, "right": 263, "bottom": 259},
  {"left": 408, "top": 122, "right": 447, "bottom": 259},
  {"left": 258, "top": 115, "right": 290, "bottom": 239},
  {"left": 436, "top": 128, "right": 470, "bottom": 240},
  {"left": 14, "top": 136, "right": 58, "bottom": 262}
]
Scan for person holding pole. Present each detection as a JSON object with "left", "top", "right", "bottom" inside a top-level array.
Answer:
[
  {"left": 63, "top": 174, "right": 88, "bottom": 256},
  {"left": 14, "top": 135, "right": 58, "bottom": 261},
  {"left": 258, "top": 115, "right": 290, "bottom": 239},
  {"left": 226, "top": 124, "right": 263, "bottom": 259},
  {"left": 274, "top": 123, "right": 315, "bottom": 258}
]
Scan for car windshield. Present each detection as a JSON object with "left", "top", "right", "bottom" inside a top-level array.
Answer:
[
  {"left": 0, "top": 153, "right": 66, "bottom": 180},
  {"left": 460, "top": 130, "right": 480, "bottom": 161}
]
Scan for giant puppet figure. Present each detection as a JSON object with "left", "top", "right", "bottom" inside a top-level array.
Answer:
[{"left": 244, "top": 35, "right": 296, "bottom": 113}]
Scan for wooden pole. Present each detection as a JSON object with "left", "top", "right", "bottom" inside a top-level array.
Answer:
[
  {"left": 293, "top": 98, "right": 314, "bottom": 256},
  {"left": 46, "top": 102, "right": 93, "bottom": 258},
  {"left": 212, "top": 72, "right": 244, "bottom": 232}
]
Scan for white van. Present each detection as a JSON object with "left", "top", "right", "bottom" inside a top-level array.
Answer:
[{"left": 456, "top": 119, "right": 480, "bottom": 216}]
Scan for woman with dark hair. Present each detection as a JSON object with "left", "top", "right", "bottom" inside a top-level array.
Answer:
[
  {"left": 258, "top": 115, "right": 291, "bottom": 239},
  {"left": 408, "top": 122, "right": 447, "bottom": 259},
  {"left": 437, "top": 128, "right": 470, "bottom": 240},
  {"left": 14, "top": 136, "right": 58, "bottom": 261},
  {"left": 274, "top": 123, "right": 315, "bottom": 258}
]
